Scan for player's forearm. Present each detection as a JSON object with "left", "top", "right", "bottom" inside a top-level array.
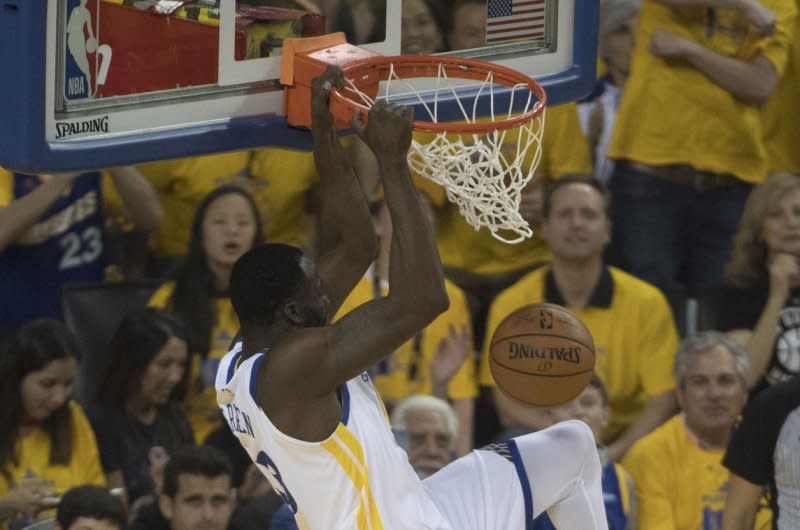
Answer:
[
  {"left": 313, "top": 130, "right": 378, "bottom": 264},
  {"left": 108, "top": 166, "right": 164, "bottom": 232},
  {"left": 683, "top": 44, "right": 777, "bottom": 105},
  {"left": 607, "top": 391, "right": 677, "bottom": 461},
  {"left": 0, "top": 174, "right": 76, "bottom": 252},
  {"left": 721, "top": 474, "right": 763, "bottom": 530},
  {"left": 744, "top": 290, "right": 785, "bottom": 387},
  {"left": 382, "top": 156, "right": 448, "bottom": 321}
]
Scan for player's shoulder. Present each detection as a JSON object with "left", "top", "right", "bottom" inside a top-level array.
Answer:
[{"left": 215, "top": 339, "right": 246, "bottom": 390}]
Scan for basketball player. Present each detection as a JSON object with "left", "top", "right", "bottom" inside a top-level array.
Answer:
[{"left": 215, "top": 66, "right": 608, "bottom": 529}]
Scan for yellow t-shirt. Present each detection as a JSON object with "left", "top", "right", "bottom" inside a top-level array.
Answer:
[
  {"left": 608, "top": 0, "right": 797, "bottom": 182},
  {"left": 480, "top": 266, "right": 678, "bottom": 442},
  {"left": 148, "top": 283, "right": 240, "bottom": 443},
  {"left": 335, "top": 275, "right": 477, "bottom": 402},
  {"left": 0, "top": 402, "right": 105, "bottom": 527},
  {"left": 623, "top": 415, "right": 772, "bottom": 529},
  {"left": 762, "top": 11, "right": 800, "bottom": 175},
  {"left": 136, "top": 148, "right": 318, "bottom": 256},
  {"left": 432, "top": 103, "right": 592, "bottom": 275}
]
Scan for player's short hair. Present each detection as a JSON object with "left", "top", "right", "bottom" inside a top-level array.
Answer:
[
  {"left": 162, "top": 445, "right": 232, "bottom": 499},
  {"left": 673, "top": 331, "right": 750, "bottom": 387},
  {"left": 230, "top": 244, "right": 306, "bottom": 327},
  {"left": 56, "top": 485, "right": 127, "bottom": 530},
  {"left": 586, "top": 373, "right": 609, "bottom": 405},
  {"left": 391, "top": 395, "right": 459, "bottom": 438},
  {"left": 542, "top": 174, "right": 611, "bottom": 219}
]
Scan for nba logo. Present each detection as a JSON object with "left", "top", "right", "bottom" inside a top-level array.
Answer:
[{"left": 64, "top": 0, "right": 111, "bottom": 100}]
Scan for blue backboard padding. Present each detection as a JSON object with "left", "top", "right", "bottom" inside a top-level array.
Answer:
[{"left": 0, "top": 0, "right": 597, "bottom": 172}]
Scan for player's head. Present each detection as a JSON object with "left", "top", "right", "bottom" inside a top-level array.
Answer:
[
  {"left": 541, "top": 174, "right": 611, "bottom": 261},
  {"left": 447, "top": 0, "right": 486, "bottom": 50},
  {"left": 726, "top": 172, "right": 800, "bottom": 286},
  {"left": 231, "top": 244, "right": 330, "bottom": 330},
  {"left": 55, "top": 485, "right": 127, "bottom": 530},
  {"left": 187, "top": 185, "right": 264, "bottom": 281},
  {"left": 97, "top": 308, "right": 189, "bottom": 411},
  {"left": 391, "top": 395, "right": 458, "bottom": 478},
  {"left": 549, "top": 374, "right": 609, "bottom": 442},
  {"left": 402, "top": 0, "right": 448, "bottom": 54},
  {"left": 159, "top": 445, "right": 235, "bottom": 530},
  {"left": 673, "top": 332, "right": 749, "bottom": 439},
  {"left": 599, "top": 0, "right": 640, "bottom": 84}
]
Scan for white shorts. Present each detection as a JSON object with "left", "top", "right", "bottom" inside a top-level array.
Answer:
[
  {"left": 422, "top": 420, "right": 607, "bottom": 530},
  {"left": 423, "top": 439, "right": 531, "bottom": 530}
]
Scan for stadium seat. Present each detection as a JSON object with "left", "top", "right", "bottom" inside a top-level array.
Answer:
[{"left": 62, "top": 281, "right": 160, "bottom": 406}]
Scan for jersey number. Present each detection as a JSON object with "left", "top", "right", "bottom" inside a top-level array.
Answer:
[
  {"left": 256, "top": 451, "right": 298, "bottom": 513},
  {"left": 59, "top": 227, "right": 102, "bottom": 270}
]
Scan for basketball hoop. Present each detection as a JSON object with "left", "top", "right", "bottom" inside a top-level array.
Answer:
[{"left": 282, "top": 38, "right": 547, "bottom": 244}]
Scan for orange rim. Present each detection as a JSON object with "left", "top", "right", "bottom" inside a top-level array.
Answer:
[{"left": 329, "top": 55, "right": 547, "bottom": 133}]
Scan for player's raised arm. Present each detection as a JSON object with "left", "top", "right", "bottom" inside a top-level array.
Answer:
[
  {"left": 310, "top": 67, "right": 379, "bottom": 314},
  {"left": 318, "top": 100, "right": 450, "bottom": 380},
  {"left": 230, "top": 75, "right": 448, "bottom": 440}
]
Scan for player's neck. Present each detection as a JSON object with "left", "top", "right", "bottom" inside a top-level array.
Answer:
[
  {"left": 550, "top": 258, "right": 603, "bottom": 308},
  {"left": 240, "top": 324, "right": 286, "bottom": 359}
]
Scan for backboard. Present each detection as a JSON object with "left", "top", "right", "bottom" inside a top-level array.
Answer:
[{"left": 0, "top": 0, "right": 598, "bottom": 172}]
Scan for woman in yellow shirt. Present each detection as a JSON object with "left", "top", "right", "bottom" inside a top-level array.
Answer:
[
  {"left": 149, "top": 185, "right": 264, "bottom": 443},
  {"left": 0, "top": 320, "right": 105, "bottom": 528}
]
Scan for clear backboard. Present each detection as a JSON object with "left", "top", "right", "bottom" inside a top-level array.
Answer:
[{"left": 0, "top": 0, "right": 598, "bottom": 172}]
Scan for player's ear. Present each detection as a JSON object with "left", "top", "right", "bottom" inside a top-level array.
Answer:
[
  {"left": 283, "top": 301, "right": 304, "bottom": 326},
  {"left": 159, "top": 494, "right": 175, "bottom": 521}
]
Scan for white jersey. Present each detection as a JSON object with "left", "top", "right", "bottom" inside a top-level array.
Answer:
[{"left": 215, "top": 340, "right": 450, "bottom": 530}]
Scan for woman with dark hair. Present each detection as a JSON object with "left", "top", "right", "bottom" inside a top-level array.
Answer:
[
  {"left": 0, "top": 320, "right": 104, "bottom": 527},
  {"left": 88, "top": 308, "right": 193, "bottom": 508},
  {"left": 149, "top": 185, "right": 264, "bottom": 443},
  {"left": 401, "top": 0, "right": 448, "bottom": 54}
]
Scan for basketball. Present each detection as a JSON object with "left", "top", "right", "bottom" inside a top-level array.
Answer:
[
  {"left": 489, "top": 303, "right": 595, "bottom": 407},
  {"left": 86, "top": 37, "right": 98, "bottom": 54}
]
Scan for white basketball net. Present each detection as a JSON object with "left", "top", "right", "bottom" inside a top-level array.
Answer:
[{"left": 341, "top": 62, "right": 546, "bottom": 244}]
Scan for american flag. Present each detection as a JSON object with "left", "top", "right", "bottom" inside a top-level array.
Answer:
[{"left": 486, "top": 0, "right": 547, "bottom": 44}]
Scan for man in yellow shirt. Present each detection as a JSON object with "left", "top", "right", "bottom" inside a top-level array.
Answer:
[
  {"left": 623, "top": 332, "right": 772, "bottom": 529},
  {"left": 481, "top": 175, "right": 679, "bottom": 461},
  {"left": 607, "top": 0, "right": 797, "bottom": 294}
]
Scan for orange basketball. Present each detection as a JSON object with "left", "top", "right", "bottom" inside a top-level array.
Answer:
[{"left": 489, "top": 303, "right": 596, "bottom": 407}]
